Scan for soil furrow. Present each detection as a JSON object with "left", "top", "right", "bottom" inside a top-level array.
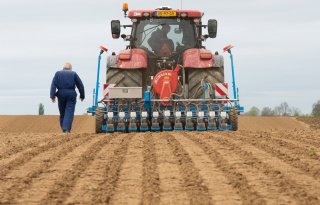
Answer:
[
  {"left": 273, "top": 131, "right": 320, "bottom": 147},
  {"left": 153, "top": 133, "right": 189, "bottom": 205},
  {"left": 15, "top": 135, "right": 106, "bottom": 204},
  {"left": 64, "top": 135, "right": 125, "bottom": 204},
  {"left": 0, "top": 134, "right": 81, "bottom": 177},
  {"left": 176, "top": 133, "right": 250, "bottom": 204},
  {"left": 165, "top": 133, "right": 213, "bottom": 205},
  {"left": 110, "top": 133, "right": 145, "bottom": 205},
  {"left": 90, "top": 134, "right": 131, "bottom": 204},
  {"left": 142, "top": 133, "right": 160, "bottom": 205},
  {"left": 0, "top": 133, "right": 55, "bottom": 159},
  {"left": 0, "top": 134, "right": 93, "bottom": 204},
  {"left": 237, "top": 131, "right": 320, "bottom": 180},
  {"left": 215, "top": 132, "right": 320, "bottom": 204},
  {"left": 39, "top": 134, "right": 114, "bottom": 204},
  {"left": 192, "top": 132, "right": 298, "bottom": 205}
]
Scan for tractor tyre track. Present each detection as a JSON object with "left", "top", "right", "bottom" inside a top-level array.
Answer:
[
  {"left": 183, "top": 132, "right": 264, "bottom": 205},
  {"left": 153, "top": 133, "right": 189, "bottom": 205},
  {"left": 64, "top": 134, "right": 126, "bottom": 204},
  {"left": 142, "top": 133, "right": 160, "bottom": 205},
  {"left": 110, "top": 133, "right": 145, "bottom": 205},
  {"left": 90, "top": 134, "right": 131, "bottom": 204},
  {"left": 165, "top": 133, "right": 213, "bottom": 205}
]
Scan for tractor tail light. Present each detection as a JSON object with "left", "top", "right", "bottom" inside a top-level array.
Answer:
[
  {"left": 200, "top": 52, "right": 212, "bottom": 59},
  {"left": 119, "top": 53, "right": 131, "bottom": 60}
]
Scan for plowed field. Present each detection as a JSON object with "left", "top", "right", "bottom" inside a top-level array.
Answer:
[{"left": 0, "top": 116, "right": 319, "bottom": 205}]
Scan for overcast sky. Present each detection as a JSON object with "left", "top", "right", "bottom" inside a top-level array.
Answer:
[{"left": 0, "top": 0, "right": 319, "bottom": 115}]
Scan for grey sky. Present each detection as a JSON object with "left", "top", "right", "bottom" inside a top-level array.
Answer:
[{"left": 0, "top": 0, "right": 319, "bottom": 115}]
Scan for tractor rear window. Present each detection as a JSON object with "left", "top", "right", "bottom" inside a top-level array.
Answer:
[{"left": 134, "top": 19, "right": 196, "bottom": 55}]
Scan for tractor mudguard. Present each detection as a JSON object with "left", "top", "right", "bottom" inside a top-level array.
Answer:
[
  {"left": 183, "top": 48, "right": 214, "bottom": 69},
  {"left": 117, "top": 48, "right": 148, "bottom": 69}
]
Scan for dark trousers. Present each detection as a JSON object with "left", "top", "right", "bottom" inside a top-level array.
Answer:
[{"left": 57, "top": 91, "right": 77, "bottom": 132}]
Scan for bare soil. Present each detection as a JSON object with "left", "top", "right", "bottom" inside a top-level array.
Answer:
[{"left": 0, "top": 116, "right": 319, "bottom": 205}]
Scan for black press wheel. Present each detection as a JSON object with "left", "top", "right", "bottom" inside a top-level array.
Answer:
[
  {"left": 95, "top": 107, "right": 105, "bottom": 133},
  {"left": 229, "top": 107, "right": 238, "bottom": 131}
]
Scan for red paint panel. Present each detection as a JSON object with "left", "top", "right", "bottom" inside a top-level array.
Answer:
[
  {"left": 117, "top": 49, "right": 147, "bottom": 69},
  {"left": 183, "top": 49, "right": 214, "bottom": 69}
]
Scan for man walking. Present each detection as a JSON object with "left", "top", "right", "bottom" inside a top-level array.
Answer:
[{"left": 50, "top": 62, "right": 85, "bottom": 133}]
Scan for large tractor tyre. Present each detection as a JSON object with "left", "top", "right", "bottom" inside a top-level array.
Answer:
[
  {"left": 229, "top": 107, "right": 238, "bottom": 131},
  {"left": 106, "top": 67, "right": 143, "bottom": 87},
  {"left": 187, "top": 67, "right": 224, "bottom": 99},
  {"left": 95, "top": 107, "right": 105, "bottom": 134}
]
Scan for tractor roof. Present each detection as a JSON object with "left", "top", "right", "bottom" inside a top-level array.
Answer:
[{"left": 128, "top": 9, "right": 202, "bottom": 18}]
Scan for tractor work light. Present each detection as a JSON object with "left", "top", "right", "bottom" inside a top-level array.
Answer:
[
  {"left": 143, "top": 12, "right": 150, "bottom": 17},
  {"left": 180, "top": 12, "right": 188, "bottom": 18}
]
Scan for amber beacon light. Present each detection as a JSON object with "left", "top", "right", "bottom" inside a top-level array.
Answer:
[{"left": 122, "top": 2, "right": 129, "bottom": 17}]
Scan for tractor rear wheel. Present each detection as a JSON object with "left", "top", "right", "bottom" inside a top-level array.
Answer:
[
  {"left": 229, "top": 107, "right": 238, "bottom": 131},
  {"left": 95, "top": 107, "right": 105, "bottom": 133},
  {"left": 106, "top": 67, "right": 143, "bottom": 87},
  {"left": 187, "top": 67, "right": 224, "bottom": 99}
]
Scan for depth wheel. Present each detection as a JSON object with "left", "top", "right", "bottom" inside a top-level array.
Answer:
[
  {"left": 187, "top": 67, "right": 224, "bottom": 99},
  {"left": 95, "top": 107, "right": 105, "bottom": 133},
  {"left": 229, "top": 107, "right": 238, "bottom": 131}
]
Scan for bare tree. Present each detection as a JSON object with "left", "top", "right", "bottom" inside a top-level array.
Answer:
[
  {"left": 261, "top": 107, "right": 274, "bottom": 116},
  {"left": 291, "top": 107, "right": 301, "bottom": 116}
]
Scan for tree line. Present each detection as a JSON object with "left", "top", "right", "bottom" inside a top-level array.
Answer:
[{"left": 245, "top": 100, "right": 320, "bottom": 117}]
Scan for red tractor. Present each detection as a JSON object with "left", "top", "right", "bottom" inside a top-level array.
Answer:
[{"left": 89, "top": 3, "right": 244, "bottom": 133}]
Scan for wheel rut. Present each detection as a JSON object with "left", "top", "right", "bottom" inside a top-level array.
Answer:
[
  {"left": 142, "top": 132, "right": 160, "bottom": 205},
  {"left": 89, "top": 133, "right": 131, "bottom": 204},
  {"left": 64, "top": 134, "right": 127, "bottom": 204},
  {"left": 165, "top": 133, "right": 213, "bottom": 205},
  {"left": 109, "top": 133, "right": 145, "bottom": 205},
  {"left": 153, "top": 132, "right": 189, "bottom": 205},
  {"left": 175, "top": 133, "right": 250, "bottom": 204}
]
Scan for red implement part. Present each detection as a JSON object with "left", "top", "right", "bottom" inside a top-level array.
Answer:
[
  {"left": 99, "top": 45, "right": 108, "bottom": 52},
  {"left": 223, "top": 45, "right": 234, "bottom": 52},
  {"left": 152, "top": 65, "right": 181, "bottom": 106}
]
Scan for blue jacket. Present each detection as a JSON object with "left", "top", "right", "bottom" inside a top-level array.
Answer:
[{"left": 50, "top": 69, "right": 85, "bottom": 99}]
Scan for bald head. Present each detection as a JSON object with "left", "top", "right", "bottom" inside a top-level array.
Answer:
[{"left": 63, "top": 62, "right": 72, "bottom": 70}]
